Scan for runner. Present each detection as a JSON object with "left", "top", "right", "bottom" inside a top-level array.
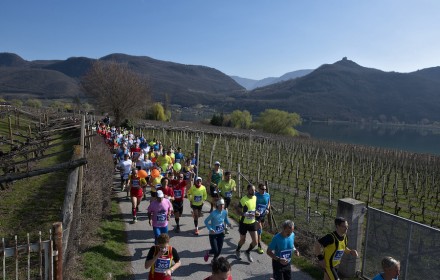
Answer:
[
  {"left": 255, "top": 182, "right": 271, "bottom": 254},
  {"left": 147, "top": 190, "right": 173, "bottom": 243},
  {"left": 204, "top": 199, "right": 233, "bottom": 263},
  {"left": 372, "top": 257, "right": 400, "bottom": 280},
  {"left": 145, "top": 233, "right": 181, "bottom": 280},
  {"left": 218, "top": 171, "right": 236, "bottom": 234},
  {"left": 170, "top": 173, "right": 187, "bottom": 233},
  {"left": 157, "top": 149, "right": 172, "bottom": 174},
  {"left": 266, "top": 220, "right": 300, "bottom": 280},
  {"left": 128, "top": 168, "right": 147, "bottom": 223},
  {"left": 187, "top": 177, "right": 207, "bottom": 235},
  {"left": 182, "top": 158, "right": 195, "bottom": 195},
  {"left": 160, "top": 177, "right": 175, "bottom": 201},
  {"left": 117, "top": 153, "right": 132, "bottom": 194},
  {"left": 174, "top": 147, "right": 184, "bottom": 163},
  {"left": 207, "top": 161, "right": 223, "bottom": 212},
  {"left": 203, "top": 257, "right": 233, "bottom": 280},
  {"left": 314, "top": 217, "right": 359, "bottom": 280},
  {"left": 235, "top": 184, "right": 259, "bottom": 262}
]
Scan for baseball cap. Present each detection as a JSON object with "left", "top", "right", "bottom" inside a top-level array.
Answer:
[
  {"left": 216, "top": 199, "right": 225, "bottom": 206},
  {"left": 196, "top": 177, "right": 202, "bottom": 181},
  {"left": 214, "top": 161, "right": 220, "bottom": 165},
  {"left": 157, "top": 190, "right": 164, "bottom": 198}
]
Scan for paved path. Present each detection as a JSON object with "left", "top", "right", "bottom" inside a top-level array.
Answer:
[{"left": 113, "top": 173, "right": 314, "bottom": 280}]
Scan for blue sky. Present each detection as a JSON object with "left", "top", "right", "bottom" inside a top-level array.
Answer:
[{"left": 1, "top": 0, "right": 439, "bottom": 79}]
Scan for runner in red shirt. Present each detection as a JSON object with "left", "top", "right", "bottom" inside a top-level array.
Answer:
[
  {"left": 129, "top": 168, "right": 147, "bottom": 223},
  {"left": 169, "top": 173, "right": 187, "bottom": 233}
]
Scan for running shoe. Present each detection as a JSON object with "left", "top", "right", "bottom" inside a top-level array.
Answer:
[
  {"left": 245, "top": 251, "right": 253, "bottom": 262},
  {"left": 225, "top": 228, "right": 229, "bottom": 234},
  {"left": 235, "top": 250, "right": 242, "bottom": 260},
  {"left": 194, "top": 229, "right": 199, "bottom": 235},
  {"left": 204, "top": 251, "right": 210, "bottom": 262},
  {"left": 257, "top": 247, "right": 264, "bottom": 254},
  {"left": 175, "top": 226, "right": 180, "bottom": 233},
  {"left": 133, "top": 216, "right": 137, "bottom": 223}
]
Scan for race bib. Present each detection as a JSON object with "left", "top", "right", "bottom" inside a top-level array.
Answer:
[
  {"left": 246, "top": 211, "right": 255, "bottom": 218},
  {"left": 154, "top": 258, "right": 171, "bottom": 273},
  {"left": 132, "top": 179, "right": 140, "bottom": 188},
  {"left": 333, "top": 250, "right": 344, "bottom": 261},
  {"left": 215, "top": 224, "right": 225, "bottom": 233},
  {"left": 156, "top": 213, "right": 167, "bottom": 222},
  {"left": 174, "top": 190, "right": 182, "bottom": 198},
  {"left": 257, "top": 204, "right": 267, "bottom": 213},
  {"left": 280, "top": 249, "right": 292, "bottom": 262},
  {"left": 194, "top": 195, "right": 202, "bottom": 202},
  {"left": 225, "top": 191, "right": 232, "bottom": 198}
]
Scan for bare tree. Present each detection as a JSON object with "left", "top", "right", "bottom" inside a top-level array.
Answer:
[{"left": 81, "top": 60, "right": 151, "bottom": 125}]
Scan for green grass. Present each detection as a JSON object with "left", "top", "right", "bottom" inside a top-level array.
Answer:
[
  {"left": 80, "top": 199, "right": 133, "bottom": 280},
  {"left": 292, "top": 257, "right": 323, "bottom": 280}
]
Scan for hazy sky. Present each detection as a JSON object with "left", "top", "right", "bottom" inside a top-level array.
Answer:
[{"left": 1, "top": 0, "right": 439, "bottom": 79}]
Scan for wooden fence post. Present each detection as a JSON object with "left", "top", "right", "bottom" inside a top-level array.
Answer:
[
  {"left": 8, "top": 116, "right": 13, "bottom": 144},
  {"left": 53, "top": 222, "right": 63, "bottom": 280}
]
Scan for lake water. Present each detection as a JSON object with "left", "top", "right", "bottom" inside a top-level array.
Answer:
[{"left": 298, "top": 122, "right": 440, "bottom": 155}]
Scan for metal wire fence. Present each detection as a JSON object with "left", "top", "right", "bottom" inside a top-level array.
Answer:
[{"left": 362, "top": 207, "right": 440, "bottom": 280}]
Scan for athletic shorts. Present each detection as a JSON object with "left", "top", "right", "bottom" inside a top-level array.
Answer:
[
  {"left": 153, "top": 226, "right": 168, "bottom": 243},
  {"left": 172, "top": 201, "right": 184, "bottom": 214},
  {"left": 210, "top": 185, "right": 219, "bottom": 198},
  {"left": 191, "top": 204, "right": 203, "bottom": 211},
  {"left": 130, "top": 187, "right": 143, "bottom": 198},
  {"left": 239, "top": 222, "right": 258, "bottom": 235}
]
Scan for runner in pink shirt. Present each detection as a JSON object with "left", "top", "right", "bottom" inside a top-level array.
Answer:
[{"left": 148, "top": 190, "right": 173, "bottom": 244}]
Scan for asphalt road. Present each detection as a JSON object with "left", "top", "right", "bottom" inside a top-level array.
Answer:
[{"left": 113, "top": 172, "right": 314, "bottom": 280}]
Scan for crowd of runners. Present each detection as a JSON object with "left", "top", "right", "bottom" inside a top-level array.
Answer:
[{"left": 96, "top": 122, "right": 400, "bottom": 280}]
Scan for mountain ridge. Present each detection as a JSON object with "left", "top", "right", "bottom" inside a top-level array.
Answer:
[{"left": 1, "top": 53, "right": 439, "bottom": 124}]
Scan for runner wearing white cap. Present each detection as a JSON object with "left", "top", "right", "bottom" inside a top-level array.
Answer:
[{"left": 187, "top": 176, "right": 207, "bottom": 235}]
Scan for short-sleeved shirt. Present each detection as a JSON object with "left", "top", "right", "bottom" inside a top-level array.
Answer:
[
  {"left": 239, "top": 195, "right": 257, "bottom": 224},
  {"left": 218, "top": 179, "right": 236, "bottom": 198},
  {"left": 372, "top": 273, "right": 385, "bottom": 280},
  {"left": 268, "top": 232, "right": 296, "bottom": 264},
  {"left": 255, "top": 192, "right": 270, "bottom": 215},
  {"left": 188, "top": 185, "right": 207, "bottom": 206},
  {"left": 170, "top": 180, "right": 186, "bottom": 202},
  {"left": 147, "top": 199, "right": 173, "bottom": 227}
]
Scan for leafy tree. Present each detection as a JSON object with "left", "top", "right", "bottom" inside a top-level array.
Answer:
[
  {"left": 10, "top": 99, "right": 23, "bottom": 107},
  {"left": 26, "top": 99, "right": 42, "bottom": 108},
  {"left": 210, "top": 113, "right": 224, "bottom": 126},
  {"left": 255, "top": 109, "right": 301, "bottom": 136},
  {"left": 230, "top": 110, "right": 252, "bottom": 129},
  {"left": 81, "top": 60, "right": 151, "bottom": 125},
  {"left": 148, "top": 102, "right": 168, "bottom": 121},
  {"left": 0, "top": 98, "right": 6, "bottom": 102},
  {"left": 49, "top": 100, "right": 65, "bottom": 110}
]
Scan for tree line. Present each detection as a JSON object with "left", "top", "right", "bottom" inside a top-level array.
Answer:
[{"left": 210, "top": 109, "right": 302, "bottom": 136}]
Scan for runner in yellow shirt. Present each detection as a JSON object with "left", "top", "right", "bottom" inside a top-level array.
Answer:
[{"left": 187, "top": 177, "right": 208, "bottom": 235}]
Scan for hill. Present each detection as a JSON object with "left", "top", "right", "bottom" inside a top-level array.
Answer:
[
  {"left": 0, "top": 52, "right": 245, "bottom": 104},
  {"left": 1, "top": 53, "right": 440, "bottom": 123},
  {"left": 231, "top": 58, "right": 440, "bottom": 123}
]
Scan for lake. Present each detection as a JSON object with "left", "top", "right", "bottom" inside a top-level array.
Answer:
[{"left": 298, "top": 122, "right": 440, "bottom": 155}]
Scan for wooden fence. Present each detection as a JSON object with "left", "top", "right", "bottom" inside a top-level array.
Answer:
[
  {"left": 1, "top": 108, "right": 93, "bottom": 279},
  {"left": 1, "top": 223, "right": 63, "bottom": 280}
]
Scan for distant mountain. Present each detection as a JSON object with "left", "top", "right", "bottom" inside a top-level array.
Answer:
[
  {"left": 1, "top": 53, "right": 440, "bottom": 124},
  {"left": 0, "top": 52, "right": 245, "bottom": 104},
  {"left": 229, "top": 58, "right": 440, "bottom": 123},
  {"left": 231, "top": 69, "right": 313, "bottom": 90}
]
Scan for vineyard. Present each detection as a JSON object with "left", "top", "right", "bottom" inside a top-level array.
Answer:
[{"left": 136, "top": 120, "right": 440, "bottom": 256}]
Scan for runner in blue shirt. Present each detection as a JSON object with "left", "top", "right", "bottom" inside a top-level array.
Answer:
[
  {"left": 203, "top": 199, "right": 232, "bottom": 263},
  {"left": 267, "top": 220, "right": 300, "bottom": 280},
  {"left": 255, "top": 182, "right": 271, "bottom": 254}
]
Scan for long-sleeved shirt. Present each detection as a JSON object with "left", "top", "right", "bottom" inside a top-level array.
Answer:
[{"left": 204, "top": 209, "right": 230, "bottom": 234}]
